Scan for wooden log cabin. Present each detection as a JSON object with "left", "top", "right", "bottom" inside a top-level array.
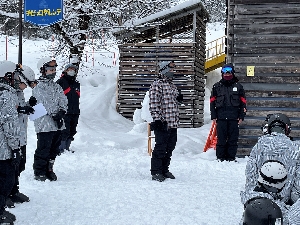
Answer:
[
  {"left": 226, "top": 0, "right": 300, "bottom": 156},
  {"left": 113, "top": 1, "right": 209, "bottom": 128}
]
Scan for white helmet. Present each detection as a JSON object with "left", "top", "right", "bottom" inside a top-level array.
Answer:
[
  {"left": 19, "top": 65, "right": 35, "bottom": 84},
  {"left": 258, "top": 160, "right": 287, "bottom": 190},
  {"left": 37, "top": 57, "right": 55, "bottom": 70},
  {"left": 0, "top": 60, "right": 16, "bottom": 77},
  {"left": 37, "top": 57, "right": 57, "bottom": 76}
]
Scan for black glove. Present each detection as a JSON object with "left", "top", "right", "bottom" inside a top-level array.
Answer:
[
  {"left": 11, "top": 148, "right": 21, "bottom": 167},
  {"left": 52, "top": 110, "right": 66, "bottom": 129},
  {"left": 29, "top": 96, "right": 37, "bottom": 106},
  {"left": 176, "top": 94, "right": 183, "bottom": 103},
  {"left": 17, "top": 106, "right": 35, "bottom": 115}
]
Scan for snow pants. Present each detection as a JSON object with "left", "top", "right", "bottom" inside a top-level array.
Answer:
[
  {"left": 33, "top": 131, "right": 61, "bottom": 176},
  {"left": 0, "top": 160, "right": 15, "bottom": 214},
  {"left": 10, "top": 145, "right": 26, "bottom": 195},
  {"left": 151, "top": 128, "right": 177, "bottom": 175},
  {"left": 216, "top": 119, "right": 239, "bottom": 160},
  {"left": 61, "top": 114, "right": 79, "bottom": 141}
]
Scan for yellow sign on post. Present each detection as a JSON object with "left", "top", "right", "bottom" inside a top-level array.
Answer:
[{"left": 247, "top": 66, "right": 255, "bottom": 76}]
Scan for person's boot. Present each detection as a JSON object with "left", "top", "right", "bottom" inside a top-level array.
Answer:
[
  {"left": 163, "top": 171, "right": 175, "bottom": 179},
  {"left": 46, "top": 160, "right": 57, "bottom": 181},
  {"left": 9, "top": 192, "right": 30, "bottom": 204},
  {"left": 5, "top": 198, "right": 14, "bottom": 208},
  {"left": 3, "top": 210, "right": 15, "bottom": 221},
  {"left": 0, "top": 210, "right": 14, "bottom": 225},
  {"left": 34, "top": 175, "right": 47, "bottom": 182},
  {"left": 152, "top": 174, "right": 165, "bottom": 182}
]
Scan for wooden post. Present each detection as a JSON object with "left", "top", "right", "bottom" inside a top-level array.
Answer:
[{"left": 147, "top": 123, "right": 154, "bottom": 156}]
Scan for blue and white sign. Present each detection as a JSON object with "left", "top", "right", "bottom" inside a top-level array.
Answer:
[{"left": 24, "top": 0, "right": 63, "bottom": 26}]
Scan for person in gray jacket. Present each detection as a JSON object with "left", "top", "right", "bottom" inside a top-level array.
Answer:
[
  {"left": 241, "top": 113, "right": 300, "bottom": 206},
  {"left": 6, "top": 64, "right": 36, "bottom": 208},
  {"left": 240, "top": 160, "right": 289, "bottom": 225},
  {"left": 31, "top": 58, "right": 68, "bottom": 181},
  {"left": 0, "top": 61, "right": 21, "bottom": 224}
]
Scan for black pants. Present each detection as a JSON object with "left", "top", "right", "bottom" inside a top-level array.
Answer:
[
  {"left": 33, "top": 131, "right": 61, "bottom": 176},
  {"left": 0, "top": 159, "right": 15, "bottom": 214},
  {"left": 10, "top": 145, "right": 26, "bottom": 195},
  {"left": 216, "top": 119, "right": 239, "bottom": 160},
  {"left": 151, "top": 128, "right": 177, "bottom": 175},
  {"left": 61, "top": 114, "right": 79, "bottom": 141}
]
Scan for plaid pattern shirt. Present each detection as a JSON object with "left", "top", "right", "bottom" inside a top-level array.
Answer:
[{"left": 149, "top": 76, "right": 180, "bottom": 128}]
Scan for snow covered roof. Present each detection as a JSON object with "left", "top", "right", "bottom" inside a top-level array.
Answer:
[{"left": 113, "top": 0, "right": 209, "bottom": 42}]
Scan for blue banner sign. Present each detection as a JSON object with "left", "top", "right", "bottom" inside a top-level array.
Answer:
[{"left": 24, "top": 0, "right": 63, "bottom": 26}]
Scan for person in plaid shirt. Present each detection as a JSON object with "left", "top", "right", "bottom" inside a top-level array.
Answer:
[{"left": 149, "top": 60, "right": 183, "bottom": 182}]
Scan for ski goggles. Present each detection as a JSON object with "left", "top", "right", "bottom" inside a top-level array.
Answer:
[
  {"left": 221, "top": 67, "right": 233, "bottom": 74},
  {"left": 45, "top": 66, "right": 56, "bottom": 71}
]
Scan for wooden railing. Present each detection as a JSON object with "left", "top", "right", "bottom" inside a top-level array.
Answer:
[{"left": 206, "top": 36, "right": 226, "bottom": 61}]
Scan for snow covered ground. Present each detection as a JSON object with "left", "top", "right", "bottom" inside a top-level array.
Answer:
[{"left": 1, "top": 23, "right": 249, "bottom": 225}]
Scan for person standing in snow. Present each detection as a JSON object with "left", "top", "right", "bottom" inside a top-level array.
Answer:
[
  {"left": 241, "top": 113, "right": 300, "bottom": 206},
  {"left": 210, "top": 63, "right": 246, "bottom": 162},
  {"left": 6, "top": 64, "right": 36, "bottom": 208},
  {"left": 0, "top": 61, "right": 22, "bottom": 224},
  {"left": 31, "top": 58, "right": 68, "bottom": 181},
  {"left": 149, "top": 60, "right": 183, "bottom": 182},
  {"left": 56, "top": 63, "right": 80, "bottom": 154}
]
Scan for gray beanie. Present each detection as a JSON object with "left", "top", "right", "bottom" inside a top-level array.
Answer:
[
  {"left": 64, "top": 63, "right": 78, "bottom": 71},
  {"left": 159, "top": 61, "right": 172, "bottom": 75}
]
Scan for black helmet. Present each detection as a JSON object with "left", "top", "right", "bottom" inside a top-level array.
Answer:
[
  {"left": 265, "top": 113, "right": 291, "bottom": 135},
  {"left": 243, "top": 197, "right": 283, "bottom": 225}
]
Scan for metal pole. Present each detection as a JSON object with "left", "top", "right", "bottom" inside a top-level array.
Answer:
[{"left": 18, "top": 0, "right": 22, "bottom": 64}]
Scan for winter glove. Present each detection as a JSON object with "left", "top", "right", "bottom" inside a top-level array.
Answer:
[
  {"left": 11, "top": 148, "right": 21, "bottom": 168},
  {"left": 28, "top": 96, "right": 37, "bottom": 106},
  {"left": 17, "top": 106, "right": 35, "bottom": 115},
  {"left": 52, "top": 110, "right": 66, "bottom": 129},
  {"left": 176, "top": 94, "right": 183, "bottom": 103}
]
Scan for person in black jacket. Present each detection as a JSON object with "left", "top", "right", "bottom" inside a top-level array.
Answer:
[
  {"left": 210, "top": 63, "right": 246, "bottom": 162},
  {"left": 56, "top": 63, "right": 80, "bottom": 153}
]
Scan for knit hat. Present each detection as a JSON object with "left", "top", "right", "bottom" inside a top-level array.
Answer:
[{"left": 159, "top": 61, "right": 172, "bottom": 75}]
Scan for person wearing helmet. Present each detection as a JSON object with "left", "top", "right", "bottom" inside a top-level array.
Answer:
[
  {"left": 31, "top": 58, "right": 68, "bottom": 181},
  {"left": 56, "top": 63, "right": 80, "bottom": 154},
  {"left": 240, "top": 160, "right": 289, "bottom": 225},
  {"left": 242, "top": 197, "right": 284, "bottom": 225},
  {"left": 149, "top": 60, "right": 182, "bottom": 182},
  {"left": 241, "top": 113, "right": 300, "bottom": 206},
  {"left": 0, "top": 61, "right": 22, "bottom": 224},
  {"left": 5, "top": 64, "right": 36, "bottom": 208},
  {"left": 210, "top": 63, "right": 247, "bottom": 162}
]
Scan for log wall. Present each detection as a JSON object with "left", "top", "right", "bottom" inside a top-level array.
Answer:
[
  {"left": 227, "top": 0, "right": 300, "bottom": 156},
  {"left": 118, "top": 43, "right": 205, "bottom": 127},
  {"left": 117, "top": 9, "right": 207, "bottom": 128}
]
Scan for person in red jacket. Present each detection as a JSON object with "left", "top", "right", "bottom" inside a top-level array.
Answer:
[
  {"left": 56, "top": 63, "right": 80, "bottom": 154},
  {"left": 210, "top": 63, "right": 246, "bottom": 162}
]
